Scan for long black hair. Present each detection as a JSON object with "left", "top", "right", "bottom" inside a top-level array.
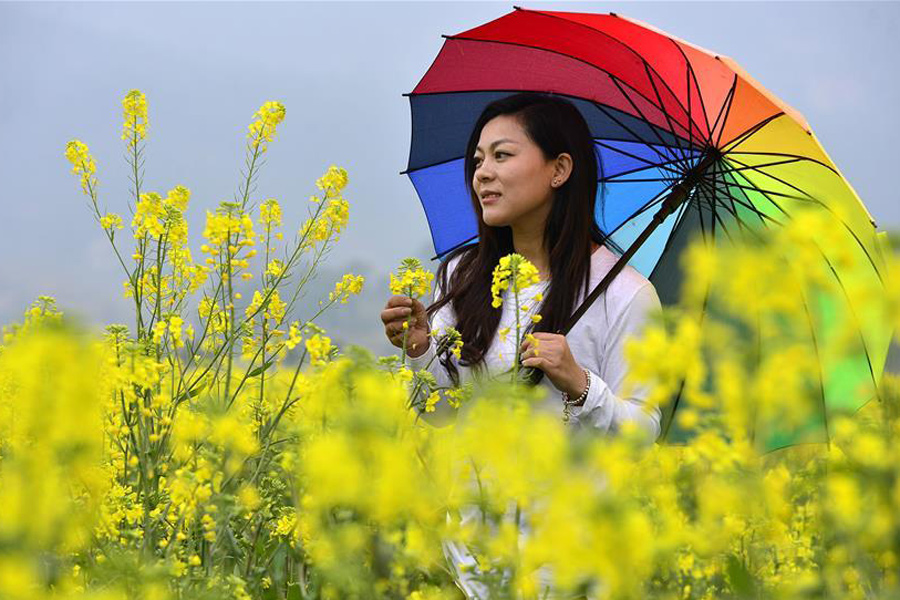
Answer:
[{"left": 427, "top": 92, "right": 619, "bottom": 386}]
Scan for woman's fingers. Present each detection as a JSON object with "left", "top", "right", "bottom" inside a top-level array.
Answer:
[{"left": 381, "top": 306, "right": 412, "bottom": 324}]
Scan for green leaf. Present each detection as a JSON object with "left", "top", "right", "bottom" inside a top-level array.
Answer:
[
  {"left": 247, "top": 359, "right": 275, "bottom": 378},
  {"left": 175, "top": 386, "right": 204, "bottom": 404}
]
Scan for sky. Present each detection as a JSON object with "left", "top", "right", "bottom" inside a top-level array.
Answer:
[{"left": 1, "top": 1, "right": 898, "bottom": 356}]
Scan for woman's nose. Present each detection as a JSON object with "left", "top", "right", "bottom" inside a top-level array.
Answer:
[{"left": 475, "top": 160, "right": 493, "bottom": 180}]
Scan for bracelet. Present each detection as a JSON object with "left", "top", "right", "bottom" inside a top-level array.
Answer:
[
  {"left": 561, "top": 368, "right": 590, "bottom": 425},
  {"left": 562, "top": 368, "right": 590, "bottom": 404}
]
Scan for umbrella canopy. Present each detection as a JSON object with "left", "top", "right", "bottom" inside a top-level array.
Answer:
[{"left": 403, "top": 7, "right": 893, "bottom": 451}]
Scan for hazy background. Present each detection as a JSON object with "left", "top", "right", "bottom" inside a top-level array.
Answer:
[{"left": 1, "top": 1, "right": 898, "bottom": 357}]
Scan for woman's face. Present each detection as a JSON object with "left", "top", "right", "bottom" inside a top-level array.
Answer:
[{"left": 472, "top": 115, "right": 564, "bottom": 230}]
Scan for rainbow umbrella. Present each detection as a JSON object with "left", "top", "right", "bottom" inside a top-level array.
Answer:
[{"left": 402, "top": 7, "right": 894, "bottom": 451}]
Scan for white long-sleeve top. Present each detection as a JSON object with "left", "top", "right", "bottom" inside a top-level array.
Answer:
[
  {"left": 408, "top": 245, "right": 664, "bottom": 599},
  {"left": 408, "top": 244, "right": 663, "bottom": 440}
]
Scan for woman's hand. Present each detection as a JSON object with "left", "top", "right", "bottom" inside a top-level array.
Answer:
[
  {"left": 520, "top": 332, "right": 588, "bottom": 399},
  {"left": 381, "top": 295, "right": 430, "bottom": 358}
]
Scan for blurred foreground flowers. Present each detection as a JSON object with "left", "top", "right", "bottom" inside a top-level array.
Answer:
[{"left": 1, "top": 90, "right": 898, "bottom": 599}]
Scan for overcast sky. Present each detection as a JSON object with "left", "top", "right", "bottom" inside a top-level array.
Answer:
[{"left": 1, "top": 1, "right": 897, "bottom": 353}]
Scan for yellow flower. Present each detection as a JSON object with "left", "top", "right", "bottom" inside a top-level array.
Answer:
[
  {"left": 162, "top": 185, "right": 191, "bottom": 214},
  {"left": 245, "top": 289, "right": 286, "bottom": 323},
  {"left": 121, "top": 89, "right": 148, "bottom": 147},
  {"left": 285, "top": 321, "right": 304, "bottom": 350},
  {"left": 329, "top": 273, "right": 365, "bottom": 304},
  {"left": 266, "top": 259, "right": 285, "bottom": 278},
  {"left": 247, "top": 100, "right": 286, "bottom": 152},
  {"left": 491, "top": 253, "right": 540, "bottom": 308},
  {"left": 151, "top": 321, "right": 168, "bottom": 345},
  {"left": 64, "top": 140, "right": 97, "bottom": 195},
  {"left": 315, "top": 165, "right": 349, "bottom": 197},
  {"left": 99, "top": 213, "right": 124, "bottom": 231},
  {"left": 132, "top": 192, "right": 166, "bottom": 239},
  {"left": 445, "top": 387, "right": 466, "bottom": 409},
  {"left": 168, "top": 315, "right": 184, "bottom": 349},
  {"left": 424, "top": 391, "right": 441, "bottom": 413},
  {"left": 389, "top": 258, "right": 434, "bottom": 299},
  {"left": 306, "top": 333, "right": 333, "bottom": 366},
  {"left": 260, "top": 198, "right": 283, "bottom": 228}
]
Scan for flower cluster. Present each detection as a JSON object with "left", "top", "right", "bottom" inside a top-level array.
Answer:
[
  {"left": 305, "top": 333, "right": 333, "bottom": 367},
  {"left": 389, "top": 258, "right": 434, "bottom": 299},
  {"left": 299, "top": 166, "right": 351, "bottom": 250},
  {"left": 247, "top": 100, "right": 286, "bottom": 153},
  {"left": 121, "top": 89, "right": 148, "bottom": 147},
  {"left": 490, "top": 253, "right": 541, "bottom": 308},
  {"left": 315, "top": 164, "right": 350, "bottom": 199},
  {"left": 328, "top": 273, "right": 365, "bottom": 304},
  {"left": 259, "top": 198, "right": 283, "bottom": 229},
  {"left": 64, "top": 140, "right": 97, "bottom": 195}
]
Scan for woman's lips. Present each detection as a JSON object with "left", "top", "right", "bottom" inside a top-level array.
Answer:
[{"left": 482, "top": 194, "right": 501, "bottom": 205}]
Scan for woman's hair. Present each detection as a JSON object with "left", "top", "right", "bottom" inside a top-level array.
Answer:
[{"left": 426, "top": 92, "right": 620, "bottom": 386}]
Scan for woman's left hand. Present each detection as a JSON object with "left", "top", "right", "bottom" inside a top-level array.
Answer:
[{"left": 519, "top": 332, "right": 588, "bottom": 398}]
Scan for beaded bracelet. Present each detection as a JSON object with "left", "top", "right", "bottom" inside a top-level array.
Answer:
[{"left": 561, "top": 368, "right": 590, "bottom": 423}]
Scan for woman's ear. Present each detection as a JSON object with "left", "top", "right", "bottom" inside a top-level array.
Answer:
[{"left": 553, "top": 153, "right": 574, "bottom": 187}]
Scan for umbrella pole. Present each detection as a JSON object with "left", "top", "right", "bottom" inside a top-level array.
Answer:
[{"left": 523, "top": 149, "right": 721, "bottom": 387}]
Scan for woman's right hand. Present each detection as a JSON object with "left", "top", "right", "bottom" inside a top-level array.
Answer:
[{"left": 381, "top": 295, "right": 430, "bottom": 357}]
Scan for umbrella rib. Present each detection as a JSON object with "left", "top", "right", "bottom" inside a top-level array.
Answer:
[
  {"left": 713, "top": 166, "right": 784, "bottom": 230},
  {"left": 720, "top": 157, "right": 804, "bottom": 173},
  {"left": 711, "top": 75, "right": 740, "bottom": 150},
  {"left": 708, "top": 157, "right": 754, "bottom": 240},
  {"left": 642, "top": 60, "right": 695, "bottom": 176},
  {"left": 594, "top": 140, "right": 694, "bottom": 179},
  {"left": 672, "top": 38, "right": 714, "bottom": 147},
  {"left": 724, "top": 150, "right": 842, "bottom": 180},
  {"left": 709, "top": 156, "right": 820, "bottom": 205},
  {"left": 698, "top": 163, "right": 743, "bottom": 244},
  {"left": 694, "top": 178, "right": 735, "bottom": 246},
  {"left": 649, "top": 201, "right": 692, "bottom": 272},
  {"left": 695, "top": 175, "right": 777, "bottom": 247},
  {"left": 720, "top": 113, "right": 787, "bottom": 156},
  {"left": 608, "top": 75, "right": 693, "bottom": 169},
  {"left": 795, "top": 268, "right": 831, "bottom": 446},
  {"left": 813, "top": 246, "right": 884, "bottom": 404},
  {"left": 708, "top": 159, "right": 775, "bottom": 232}
]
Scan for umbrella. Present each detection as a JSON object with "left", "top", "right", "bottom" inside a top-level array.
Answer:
[{"left": 402, "top": 7, "right": 893, "bottom": 451}]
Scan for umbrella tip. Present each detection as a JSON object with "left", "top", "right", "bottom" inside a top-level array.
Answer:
[{"left": 609, "top": 11, "right": 617, "bottom": 16}]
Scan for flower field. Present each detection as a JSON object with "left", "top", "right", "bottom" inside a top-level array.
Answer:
[{"left": 1, "top": 91, "right": 899, "bottom": 599}]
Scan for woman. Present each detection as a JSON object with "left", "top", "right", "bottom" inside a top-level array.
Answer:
[{"left": 380, "top": 92, "right": 663, "bottom": 597}]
